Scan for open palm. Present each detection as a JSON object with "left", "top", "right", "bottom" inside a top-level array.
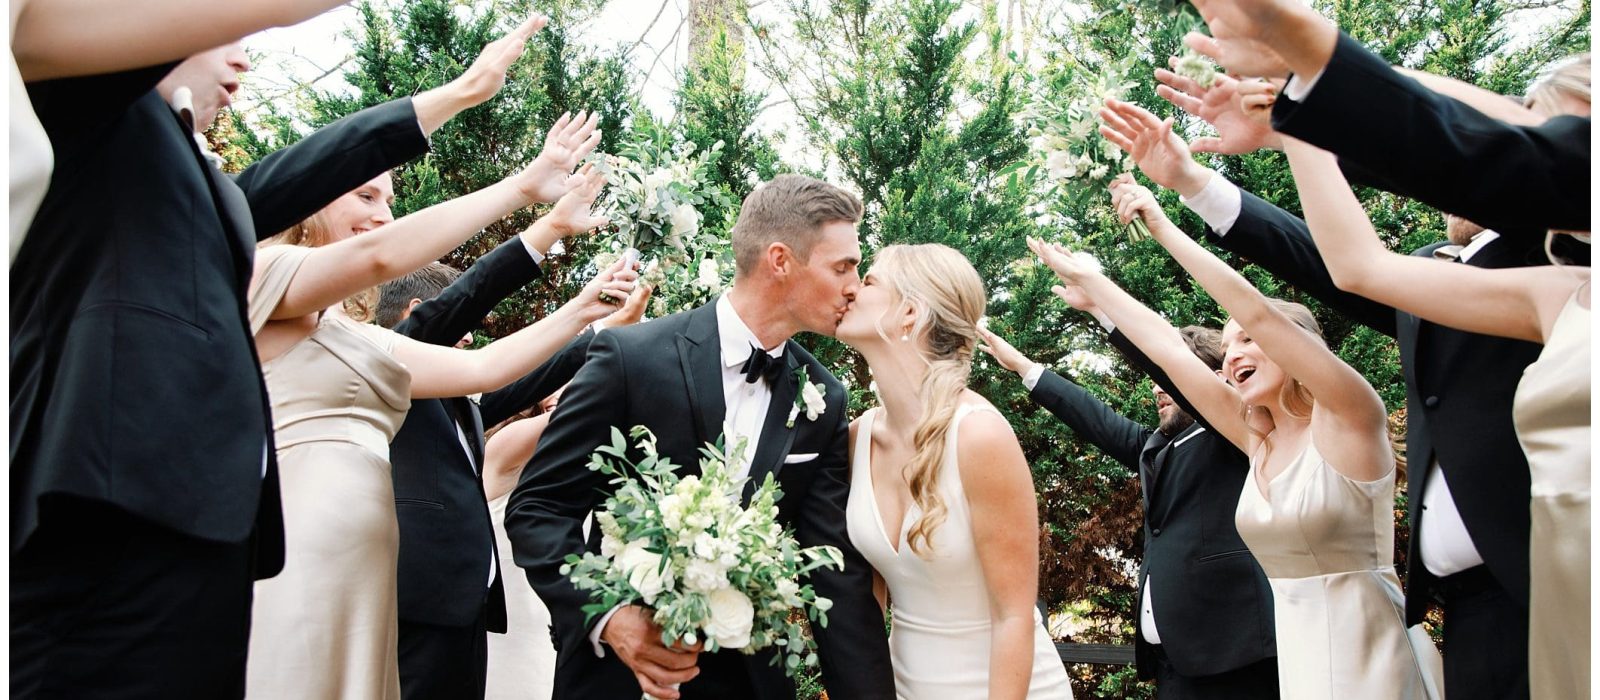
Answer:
[
  {"left": 1154, "top": 68, "right": 1280, "bottom": 154},
  {"left": 544, "top": 164, "right": 610, "bottom": 236},
  {"left": 519, "top": 111, "right": 603, "bottom": 204},
  {"left": 1099, "top": 100, "right": 1197, "bottom": 192}
]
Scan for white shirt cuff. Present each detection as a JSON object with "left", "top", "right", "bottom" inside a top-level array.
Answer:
[
  {"left": 1284, "top": 67, "right": 1325, "bottom": 102},
  {"left": 588, "top": 604, "right": 623, "bottom": 657},
  {"left": 1179, "top": 172, "right": 1243, "bottom": 236},
  {"left": 1021, "top": 364, "right": 1044, "bottom": 390},
  {"left": 519, "top": 234, "right": 546, "bottom": 265}
]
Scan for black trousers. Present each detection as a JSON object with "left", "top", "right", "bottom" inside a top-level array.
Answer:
[
  {"left": 1437, "top": 565, "right": 1530, "bottom": 700},
  {"left": 11, "top": 497, "right": 255, "bottom": 699},
  {"left": 399, "top": 606, "right": 490, "bottom": 700},
  {"left": 1151, "top": 646, "right": 1279, "bottom": 700}
]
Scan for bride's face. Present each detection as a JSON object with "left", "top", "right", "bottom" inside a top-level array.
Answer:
[{"left": 836, "top": 266, "right": 904, "bottom": 346}]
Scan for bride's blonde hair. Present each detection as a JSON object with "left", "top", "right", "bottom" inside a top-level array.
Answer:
[{"left": 871, "top": 244, "right": 987, "bottom": 557}]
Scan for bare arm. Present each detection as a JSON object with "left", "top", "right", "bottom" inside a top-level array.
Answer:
[
  {"left": 1029, "top": 237, "right": 1254, "bottom": 453},
  {"left": 412, "top": 15, "right": 547, "bottom": 136},
  {"left": 957, "top": 410, "right": 1043, "bottom": 700},
  {"left": 394, "top": 256, "right": 637, "bottom": 399},
  {"left": 483, "top": 414, "right": 549, "bottom": 502},
  {"left": 14, "top": 0, "right": 349, "bottom": 81},
  {"left": 260, "top": 114, "right": 601, "bottom": 321},
  {"left": 1284, "top": 138, "right": 1582, "bottom": 344}
]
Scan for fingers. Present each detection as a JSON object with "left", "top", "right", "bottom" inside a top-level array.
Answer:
[
  {"left": 1188, "top": 136, "right": 1225, "bottom": 154},
  {"left": 1097, "top": 105, "right": 1137, "bottom": 140},
  {"left": 1183, "top": 32, "right": 1226, "bottom": 66},
  {"left": 1050, "top": 285, "right": 1077, "bottom": 304},
  {"left": 1098, "top": 125, "right": 1136, "bottom": 154},
  {"left": 547, "top": 111, "right": 574, "bottom": 143},
  {"left": 574, "top": 127, "right": 603, "bottom": 161},
  {"left": 1154, "top": 84, "right": 1205, "bottom": 120},
  {"left": 1155, "top": 66, "right": 1205, "bottom": 100},
  {"left": 1108, "top": 99, "right": 1164, "bottom": 131}
]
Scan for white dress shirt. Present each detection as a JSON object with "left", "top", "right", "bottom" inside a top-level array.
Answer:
[
  {"left": 1180, "top": 177, "right": 1491, "bottom": 577},
  {"left": 589, "top": 291, "right": 782, "bottom": 655}
]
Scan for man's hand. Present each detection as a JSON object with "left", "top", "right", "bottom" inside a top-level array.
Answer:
[
  {"left": 1154, "top": 67, "right": 1282, "bottom": 154},
  {"left": 1027, "top": 237, "right": 1103, "bottom": 287},
  {"left": 1186, "top": 0, "right": 1339, "bottom": 80},
  {"left": 1051, "top": 284, "right": 1099, "bottom": 314},
  {"left": 1235, "top": 78, "right": 1281, "bottom": 129},
  {"left": 600, "top": 606, "right": 702, "bottom": 700},
  {"left": 517, "top": 111, "right": 603, "bottom": 204},
  {"left": 1098, "top": 99, "right": 1212, "bottom": 198},
  {"left": 415, "top": 14, "right": 548, "bottom": 134},
  {"left": 976, "top": 327, "right": 1037, "bottom": 377}
]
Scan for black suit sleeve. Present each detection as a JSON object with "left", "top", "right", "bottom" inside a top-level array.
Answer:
[
  {"left": 503, "top": 330, "right": 627, "bottom": 657},
  {"left": 236, "top": 97, "right": 430, "bottom": 238},
  {"left": 794, "top": 386, "right": 895, "bottom": 699},
  {"left": 1028, "top": 369, "right": 1152, "bottom": 470},
  {"left": 25, "top": 63, "right": 177, "bottom": 160},
  {"left": 1272, "top": 31, "right": 1590, "bottom": 233},
  {"left": 1104, "top": 329, "right": 1218, "bottom": 435},
  {"left": 393, "top": 236, "right": 543, "bottom": 346},
  {"left": 1206, "top": 188, "right": 1399, "bottom": 337},
  {"left": 476, "top": 331, "right": 595, "bottom": 427}
]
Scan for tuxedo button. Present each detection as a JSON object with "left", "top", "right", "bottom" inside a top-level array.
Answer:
[
  {"left": 1424, "top": 396, "right": 1440, "bottom": 408},
  {"left": 1152, "top": 528, "right": 1162, "bottom": 537}
]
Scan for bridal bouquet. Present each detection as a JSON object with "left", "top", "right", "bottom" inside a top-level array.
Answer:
[
  {"left": 1018, "top": 58, "right": 1150, "bottom": 242},
  {"left": 562, "top": 427, "right": 844, "bottom": 687},
  {"left": 648, "top": 250, "right": 735, "bottom": 318},
  {"left": 587, "top": 133, "right": 730, "bottom": 295}
]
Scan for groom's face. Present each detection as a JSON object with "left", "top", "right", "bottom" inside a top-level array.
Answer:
[{"left": 788, "top": 221, "right": 863, "bottom": 336}]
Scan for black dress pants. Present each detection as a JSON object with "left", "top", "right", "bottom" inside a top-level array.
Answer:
[
  {"left": 1151, "top": 645, "right": 1279, "bottom": 700},
  {"left": 399, "top": 605, "right": 490, "bottom": 700},
  {"left": 11, "top": 497, "right": 255, "bottom": 699},
  {"left": 1437, "top": 565, "right": 1530, "bottom": 700}
]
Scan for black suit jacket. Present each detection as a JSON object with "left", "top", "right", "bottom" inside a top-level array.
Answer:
[
  {"left": 1271, "top": 31, "right": 1590, "bottom": 234},
  {"left": 504, "top": 302, "right": 894, "bottom": 700},
  {"left": 1029, "top": 336, "right": 1276, "bottom": 679},
  {"left": 390, "top": 236, "right": 594, "bottom": 632},
  {"left": 1209, "top": 189, "right": 1568, "bottom": 623},
  {"left": 12, "top": 66, "right": 428, "bottom": 577}
]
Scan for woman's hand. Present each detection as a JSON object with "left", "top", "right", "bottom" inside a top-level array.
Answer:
[
  {"left": 1109, "top": 176, "right": 1163, "bottom": 227},
  {"left": 516, "top": 111, "right": 604, "bottom": 204},
  {"left": 1235, "top": 78, "right": 1282, "bottom": 130},
  {"left": 976, "top": 326, "right": 1037, "bottom": 377},
  {"left": 570, "top": 256, "right": 641, "bottom": 324},
  {"left": 1026, "top": 236, "right": 1102, "bottom": 286}
]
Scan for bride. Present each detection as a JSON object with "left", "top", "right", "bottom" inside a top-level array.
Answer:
[{"left": 835, "top": 243, "right": 1074, "bottom": 699}]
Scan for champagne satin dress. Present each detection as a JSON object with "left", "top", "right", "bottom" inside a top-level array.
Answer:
[
  {"left": 1513, "top": 288, "right": 1590, "bottom": 700},
  {"left": 1234, "top": 440, "right": 1443, "bottom": 699},
  {"left": 245, "top": 245, "right": 413, "bottom": 699}
]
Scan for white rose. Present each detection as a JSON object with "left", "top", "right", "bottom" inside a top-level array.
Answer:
[
  {"left": 800, "top": 382, "right": 826, "bottom": 421},
  {"left": 1044, "top": 150, "right": 1074, "bottom": 180},
  {"left": 775, "top": 578, "right": 802, "bottom": 605},
  {"left": 618, "top": 540, "right": 674, "bottom": 604},
  {"left": 670, "top": 203, "right": 700, "bottom": 237},
  {"left": 601, "top": 532, "right": 624, "bottom": 558},
  {"left": 703, "top": 587, "right": 755, "bottom": 650},
  {"left": 643, "top": 168, "right": 672, "bottom": 205},
  {"left": 696, "top": 258, "right": 721, "bottom": 289},
  {"left": 659, "top": 493, "right": 685, "bottom": 531},
  {"left": 683, "top": 558, "right": 729, "bottom": 592}
]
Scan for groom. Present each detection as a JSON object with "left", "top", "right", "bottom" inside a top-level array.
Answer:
[{"left": 505, "top": 174, "right": 895, "bottom": 700}]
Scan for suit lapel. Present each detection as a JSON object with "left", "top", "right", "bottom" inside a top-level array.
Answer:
[
  {"left": 744, "top": 350, "right": 801, "bottom": 502},
  {"left": 677, "top": 304, "right": 726, "bottom": 450},
  {"left": 1138, "top": 431, "right": 1171, "bottom": 502},
  {"left": 168, "top": 108, "right": 256, "bottom": 286}
]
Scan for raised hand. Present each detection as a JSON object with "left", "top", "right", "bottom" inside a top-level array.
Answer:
[
  {"left": 598, "top": 282, "right": 654, "bottom": 330},
  {"left": 1181, "top": 29, "right": 1288, "bottom": 80},
  {"left": 1098, "top": 99, "right": 1211, "bottom": 197},
  {"left": 1154, "top": 66, "right": 1282, "bottom": 154},
  {"left": 1109, "top": 177, "right": 1167, "bottom": 229},
  {"left": 1027, "top": 236, "right": 1103, "bottom": 287},
  {"left": 570, "top": 254, "right": 641, "bottom": 322},
  {"left": 976, "top": 326, "right": 1037, "bottom": 376},
  {"left": 1235, "top": 78, "right": 1282, "bottom": 129},
  {"left": 518, "top": 111, "right": 604, "bottom": 204},
  {"left": 1185, "top": 0, "right": 1339, "bottom": 81},
  {"left": 1050, "top": 283, "right": 1099, "bottom": 313},
  {"left": 544, "top": 164, "right": 611, "bottom": 237},
  {"left": 455, "top": 14, "right": 548, "bottom": 106}
]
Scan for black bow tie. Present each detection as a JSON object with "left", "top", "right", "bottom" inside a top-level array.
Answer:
[{"left": 740, "top": 344, "right": 785, "bottom": 385}]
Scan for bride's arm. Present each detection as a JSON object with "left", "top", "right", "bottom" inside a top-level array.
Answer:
[{"left": 958, "top": 410, "right": 1042, "bottom": 700}]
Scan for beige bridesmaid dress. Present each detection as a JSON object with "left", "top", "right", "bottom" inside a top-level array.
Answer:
[
  {"left": 1235, "top": 440, "right": 1443, "bottom": 699},
  {"left": 1513, "top": 287, "right": 1590, "bottom": 700},
  {"left": 245, "top": 245, "right": 413, "bottom": 699}
]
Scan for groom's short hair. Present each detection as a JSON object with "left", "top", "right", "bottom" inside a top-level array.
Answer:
[{"left": 730, "top": 174, "right": 863, "bottom": 274}]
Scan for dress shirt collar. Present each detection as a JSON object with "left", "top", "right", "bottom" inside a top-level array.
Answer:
[
  {"left": 716, "top": 291, "right": 785, "bottom": 369},
  {"left": 1457, "top": 230, "right": 1501, "bottom": 262}
]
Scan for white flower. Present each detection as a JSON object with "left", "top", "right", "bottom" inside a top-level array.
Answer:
[
  {"left": 643, "top": 168, "right": 672, "bottom": 209},
  {"left": 1089, "top": 164, "right": 1109, "bottom": 180},
  {"left": 800, "top": 382, "right": 826, "bottom": 421},
  {"left": 683, "top": 558, "right": 729, "bottom": 592},
  {"left": 670, "top": 203, "right": 700, "bottom": 237},
  {"left": 659, "top": 493, "right": 686, "bottom": 531},
  {"left": 618, "top": 540, "right": 673, "bottom": 604},
  {"left": 696, "top": 258, "right": 721, "bottom": 290},
  {"left": 704, "top": 587, "right": 755, "bottom": 649},
  {"left": 775, "top": 578, "right": 802, "bottom": 605},
  {"left": 601, "top": 532, "right": 624, "bottom": 558},
  {"left": 1044, "top": 150, "right": 1076, "bottom": 180}
]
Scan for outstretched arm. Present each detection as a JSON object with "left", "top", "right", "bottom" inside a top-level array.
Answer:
[
  {"left": 259, "top": 115, "right": 601, "bottom": 321},
  {"left": 1285, "top": 138, "right": 1584, "bottom": 344},
  {"left": 1029, "top": 237, "right": 1254, "bottom": 453}
]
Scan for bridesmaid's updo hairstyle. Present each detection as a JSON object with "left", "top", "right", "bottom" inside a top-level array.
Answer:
[{"left": 872, "top": 244, "right": 987, "bottom": 557}]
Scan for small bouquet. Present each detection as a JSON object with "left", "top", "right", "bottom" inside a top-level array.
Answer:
[
  {"left": 587, "top": 131, "right": 731, "bottom": 298},
  {"left": 1018, "top": 56, "right": 1151, "bottom": 242},
  {"left": 562, "top": 427, "right": 845, "bottom": 698}
]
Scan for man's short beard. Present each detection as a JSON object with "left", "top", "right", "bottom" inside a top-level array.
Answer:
[{"left": 1158, "top": 409, "right": 1196, "bottom": 436}]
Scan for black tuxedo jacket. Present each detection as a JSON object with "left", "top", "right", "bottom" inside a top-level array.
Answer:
[
  {"left": 390, "top": 236, "right": 594, "bottom": 632},
  {"left": 505, "top": 302, "right": 894, "bottom": 700},
  {"left": 1207, "top": 189, "right": 1577, "bottom": 623},
  {"left": 1271, "top": 31, "right": 1590, "bottom": 234},
  {"left": 1029, "top": 334, "right": 1276, "bottom": 679},
  {"left": 12, "top": 65, "right": 428, "bottom": 576}
]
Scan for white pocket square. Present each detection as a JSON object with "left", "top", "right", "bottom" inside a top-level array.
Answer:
[{"left": 783, "top": 453, "right": 820, "bottom": 464}]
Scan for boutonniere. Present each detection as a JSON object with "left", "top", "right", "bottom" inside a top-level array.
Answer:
[{"left": 786, "top": 366, "right": 828, "bottom": 428}]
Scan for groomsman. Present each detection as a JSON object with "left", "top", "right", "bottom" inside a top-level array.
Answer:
[
  {"left": 504, "top": 174, "right": 895, "bottom": 700},
  {"left": 377, "top": 180, "right": 643, "bottom": 700},
  {"left": 981, "top": 317, "right": 1278, "bottom": 699},
  {"left": 11, "top": 19, "right": 546, "bottom": 697}
]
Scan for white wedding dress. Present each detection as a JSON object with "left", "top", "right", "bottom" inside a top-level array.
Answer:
[{"left": 846, "top": 405, "right": 1074, "bottom": 699}]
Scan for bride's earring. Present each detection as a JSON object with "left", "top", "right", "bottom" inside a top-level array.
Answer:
[{"left": 901, "top": 333, "right": 910, "bottom": 342}]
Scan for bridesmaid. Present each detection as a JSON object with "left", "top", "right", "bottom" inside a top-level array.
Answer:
[
  {"left": 1031, "top": 177, "right": 1443, "bottom": 698},
  {"left": 245, "top": 112, "right": 636, "bottom": 699}
]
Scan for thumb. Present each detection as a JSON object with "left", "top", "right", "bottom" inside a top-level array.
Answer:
[{"left": 1188, "top": 136, "right": 1225, "bottom": 154}]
